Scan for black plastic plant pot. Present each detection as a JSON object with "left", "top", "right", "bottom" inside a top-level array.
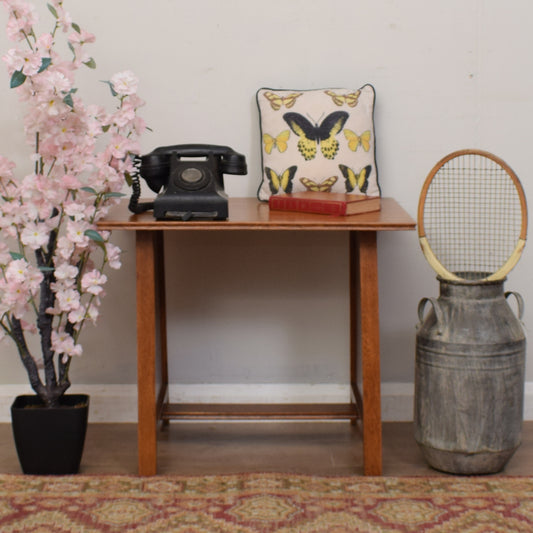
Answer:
[{"left": 11, "top": 394, "right": 89, "bottom": 475}]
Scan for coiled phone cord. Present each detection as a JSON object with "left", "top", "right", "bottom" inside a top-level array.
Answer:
[{"left": 128, "top": 155, "right": 154, "bottom": 214}]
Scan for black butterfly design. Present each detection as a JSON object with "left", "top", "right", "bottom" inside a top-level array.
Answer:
[
  {"left": 265, "top": 165, "right": 297, "bottom": 194},
  {"left": 339, "top": 164, "right": 372, "bottom": 194},
  {"left": 283, "top": 111, "right": 349, "bottom": 160}
]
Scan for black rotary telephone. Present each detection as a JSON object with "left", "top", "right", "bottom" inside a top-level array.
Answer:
[{"left": 129, "top": 144, "right": 247, "bottom": 220}]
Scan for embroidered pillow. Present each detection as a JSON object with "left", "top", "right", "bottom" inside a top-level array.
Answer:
[{"left": 256, "top": 85, "right": 380, "bottom": 201}]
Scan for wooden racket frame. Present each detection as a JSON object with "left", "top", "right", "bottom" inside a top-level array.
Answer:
[{"left": 418, "top": 149, "right": 527, "bottom": 281}]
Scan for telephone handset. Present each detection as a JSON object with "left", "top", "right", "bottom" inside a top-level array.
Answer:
[{"left": 129, "top": 144, "right": 247, "bottom": 220}]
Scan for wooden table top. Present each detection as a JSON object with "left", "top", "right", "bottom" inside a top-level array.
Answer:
[{"left": 97, "top": 197, "right": 416, "bottom": 232}]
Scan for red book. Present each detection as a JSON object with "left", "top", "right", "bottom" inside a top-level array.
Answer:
[{"left": 269, "top": 192, "right": 381, "bottom": 216}]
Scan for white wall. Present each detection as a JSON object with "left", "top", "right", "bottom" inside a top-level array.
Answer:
[{"left": 0, "top": 0, "right": 532, "bottom": 419}]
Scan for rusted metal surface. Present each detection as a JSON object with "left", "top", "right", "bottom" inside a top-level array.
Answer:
[{"left": 415, "top": 277, "right": 526, "bottom": 474}]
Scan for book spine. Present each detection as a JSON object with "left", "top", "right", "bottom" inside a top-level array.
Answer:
[{"left": 269, "top": 197, "right": 346, "bottom": 215}]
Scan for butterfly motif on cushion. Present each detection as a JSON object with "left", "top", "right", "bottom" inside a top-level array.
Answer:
[
  {"left": 283, "top": 111, "right": 349, "bottom": 160},
  {"left": 324, "top": 90, "right": 361, "bottom": 108},
  {"left": 344, "top": 129, "right": 371, "bottom": 152},
  {"left": 263, "top": 130, "right": 290, "bottom": 154},
  {"left": 265, "top": 166, "right": 297, "bottom": 195},
  {"left": 339, "top": 164, "right": 372, "bottom": 194},
  {"left": 264, "top": 91, "right": 303, "bottom": 110},
  {"left": 299, "top": 176, "right": 338, "bottom": 192}
]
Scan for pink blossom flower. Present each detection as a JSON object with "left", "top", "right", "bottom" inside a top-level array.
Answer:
[
  {"left": 111, "top": 106, "right": 136, "bottom": 128},
  {"left": 4, "top": 0, "right": 37, "bottom": 42},
  {"left": 86, "top": 104, "right": 107, "bottom": 122},
  {"left": 132, "top": 115, "right": 147, "bottom": 136},
  {"left": 20, "top": 221, "right": 49, "bottom": 249},
  {"left": 19, "top": 319, "right": 37, "bottom": 334},
  {"left": 67, "top": 305, "right": 86, "bottom": 325},
  {"left": 60, "top": 174, "right": 82, "bottom": 190},
  {"left": 81, "top": 269, "right": 107, "bottom": 295},
  {"left": 54, "top": 262, "right": 78, "bottom": 284},
  {"left": 35, "top": 33, "right": 53, "bottom": 54},
  {"left": 108, "top": 134, "right": 135, "bottom": 159},
  {"left": 26, "top": 265, "right": 43, "bottom": 291},
  {"left": 2, "top": 48, "right": 23, "bottom": 73},
  {"left": 3, "top": 259, "right": 43, "bottom": 317},
  {"left": 0, "top": 155, "right": 15, "bottom": 178},
  {"left": 66, "top": 220, "right": 90, "bottom": 246},
  {"left": 19, "top": 50, "right": 41, "bottom": 75},
  {"left": 49, "top": 3, "right": 73, "bottom": 33},
  {"left": 3, "top": 286, "right": 30, "bottom": 318},
  {"left": 5, "top": 259, "right": 30, "bottom": 284},
  {"left": 105, "top": 243, "right": 122, "bottom": 269},
  {"left": 43, "top": 95, "right": 70, "bottom": 117},
  {"left": 68, "top": 29, "right": 95, "bottom": 46},
  {"left": 55, "top": 287, "right": 80, "bottom": 312},
  {"left": 41, "top": 69, "right": 72, "bottom": 93},
  {"left": 123, "top": 94, "right": 145, "bottom": 110},
  {"left": 51, "top": 330, "right": 82, "bottom": 361},
  {"left": 86, "top": 302, "right": 99, "bottom": 323},
  {"left": 20, "top": 173, "right": 63, "bottom": 209},
  {"left": 55, "top": 236, "right": 75, "bottom": 261},
  {"left": 110, "top": 70, "right": 139, "bottom": 96},
  {"left": 63, "top": 200, "right": 89, "bottom": 220}
]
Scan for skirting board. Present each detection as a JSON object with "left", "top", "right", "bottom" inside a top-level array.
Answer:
[{"left": 0, "top": 382, "right": 532, "bottom": 423}]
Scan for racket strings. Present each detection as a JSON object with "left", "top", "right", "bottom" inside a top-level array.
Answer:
[{"left": 423, "top": 153, "right": 523, "bottom": 280}]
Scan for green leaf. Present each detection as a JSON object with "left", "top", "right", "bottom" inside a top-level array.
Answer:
[
  {"left": 63, "top": 93, "right": 74, "bottom": 108},
  {"left": 104, "top": 192, "right": 126, "bottom": 199},
  {"left": 83, "top": 58, "right": 96, "bottom": 69},
  {"left": 84, "top": 229, "right": 105, "bottom": 243},
  {"left": 124, "top": 171, "right": 133, "bottom": 187},
  {"left": 101, "top": 80, "right": 118, "bottom": 97},
  {"left": 47, "top": 3, "right": 58, "bottom": 18},
  {"left": 61, "top": 88, "right": 77, "bottom": 108},
  {"left": 81, "top": 186, "right": 97, "bottom": 194},
  {"left": 71, "top": 22, "right": 81, "bottom": 33},
  {"left": 10, "top": 70, "right": 26, "bottom": 89},
  {"left": 39, "top": 266, "right": 55, "bottom": 273},
  {"left": 102, "top": 124, "right": 111, "bottom": 133},
  {"left": 9, "top": 252, "right": 24, "bottom": 261},
  {"left": 38, "top": 57, "right": 52, "bottom": 74}
]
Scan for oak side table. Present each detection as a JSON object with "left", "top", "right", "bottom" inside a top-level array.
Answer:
[{"left": 98, "top": 197, "right": 415, "bottom": 476}]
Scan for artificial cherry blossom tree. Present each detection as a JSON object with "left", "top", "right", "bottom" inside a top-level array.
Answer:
[{"left": 0, "top": 0, "right": 145, "bottom": 406}]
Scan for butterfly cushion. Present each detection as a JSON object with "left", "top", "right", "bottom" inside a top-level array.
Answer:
[{"left": 256, "top": 85, "right": 380, "bottom": 201}]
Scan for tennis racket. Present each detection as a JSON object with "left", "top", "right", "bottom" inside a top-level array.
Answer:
[{"left": 418, "top": 149, "right": 527, "bottom": 282}]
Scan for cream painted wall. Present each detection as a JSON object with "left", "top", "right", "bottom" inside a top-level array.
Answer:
[{"left": 0, "top": 1, "right": 532, "bottom": 398}]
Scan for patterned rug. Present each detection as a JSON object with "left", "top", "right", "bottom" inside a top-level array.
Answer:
[{"left": 0, "top": 473, "right": 531, "bottom": 532}]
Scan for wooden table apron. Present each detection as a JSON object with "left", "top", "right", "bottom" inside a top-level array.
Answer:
[{"left": 98, "top": 198, "right": 416, "bottom": 476}]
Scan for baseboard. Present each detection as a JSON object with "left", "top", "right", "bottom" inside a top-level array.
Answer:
[{"left": 0, "top": 382, "right": 531, "bottom": 423}]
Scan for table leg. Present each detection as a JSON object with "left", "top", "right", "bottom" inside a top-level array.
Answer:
[
  {"left": 155, "top": 232, "right": 169, "bottom": 424},
  {"left": 136, "top": 230, "right": 159, "bottom": 476},
  {"left": 351, "top": 231, "right": 382, "bottom": 475}
]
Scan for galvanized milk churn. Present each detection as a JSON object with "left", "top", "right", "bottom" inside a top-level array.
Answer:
[{"left": 415, "top": 278, "right": 526, "bottom": 474}]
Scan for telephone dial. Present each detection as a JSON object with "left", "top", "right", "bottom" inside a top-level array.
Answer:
[{"left": 129, "top": 144, "right": 247, "bottom": 220}]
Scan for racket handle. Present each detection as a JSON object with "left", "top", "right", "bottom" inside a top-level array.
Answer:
[
  {"left": 505, "top": 291, "right": 525, "bottom": 321},
  {"left": 417, "top": 297, "right": 445, "bottom": 335}
]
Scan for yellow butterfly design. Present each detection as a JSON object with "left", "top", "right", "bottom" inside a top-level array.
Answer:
[
  {"left": 344, "top": 129, "right": 371, "bottom": 152},
  {"left": 264, "top": 91, "right": 303, "bottom": 110},
  {"left": 325, "top": 90, "right": 361, "bottom": 107},
  {"left": 263, "top": 130, "right": 290, "bottom": 154},
  {"left": 339, "top": 164, "right": 372, "bottom": 194},
  {"left": 265, "top": 166, "right": 297, "bottom": 194},
  {"left": 299, "top": 176, "right": 338, "bottom": 192},
  {"left": 283, "top": 111, "right": 348, "bottom": 160}
]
